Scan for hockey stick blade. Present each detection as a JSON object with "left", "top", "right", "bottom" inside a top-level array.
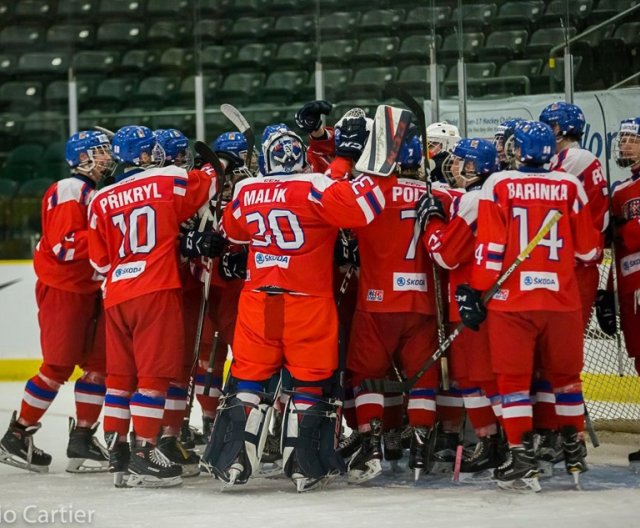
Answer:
[
  {"left": 194, "top": 140, "right": 225, "bottom": 178},
  {"left": 355, "top": 105, "right": 412, "bottom": 177},
  {"left": 92, "top": 125, "right": 116, "bottom": 139},
  {"left": 220, "top": 104, "right": 256, "bottom": 171},
  {"left": 363, "top": 210, "right": 564, "bottom": 394}
]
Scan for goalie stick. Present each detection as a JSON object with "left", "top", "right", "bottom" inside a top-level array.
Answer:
[
  {"left": 381, "top": 84, "right": 450, "bottom": 389},
  {"left": 362, "top": 210, "right": 564, "bottom": 394},
  {"left": 220, "top": 103, "right": 256, "bottom": 172}
]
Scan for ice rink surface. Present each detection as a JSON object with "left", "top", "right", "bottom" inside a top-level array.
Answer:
[{"left": 1, "top": 382, "right": 639, "bottom": 528}]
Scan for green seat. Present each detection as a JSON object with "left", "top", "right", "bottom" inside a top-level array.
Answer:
[
  {"left": 57, "top": 0, "right": 99, "bottom": 19},
  {"left": 113, "top": 108, "right": 153, "bottom": 130},
  {"left": 494, "top": 1, "right": 544, "bottom": 30},
  {"left": 78, "top": 109, "right": 116, "bottom": 132},
  {"left": 46, "top": 80, "right": 96, "bottom": 110},
  {"left": 217, "top": 73, "right": 266, "bottom": 105},
  {"left": 199, "top": 0, "right": 224, "bottom": 17},
  {"left": 0, "top": 0, "right": 13, "bottom": 21},
  {"left": 14, "top": 0, "right": 54, "bottom": 22},
  {"left": 97, "top": 22, "right": 146, "bottom": 48},
  {"left": 270, "top": 0, "right": 303, "bottom": 11},
  {"left": 319, "top": 39, "right": 358, "bottom": 66},
  {"left": 319, "top": 12, "right": 361, "bottom": 38},
  {"left": 205, "top": 111, "right": 229, "bottom": 140},
  {"left": 131, "top": 76, "right": 180, "bottom": 108},
  {"left": 227, "top": 17, "right": 274, "bottom": 43},
  {"left": 273, "top": 42, "right": 316, "bottom": 69},
  {"left": 72, "top": 50, "right": 120, "bottom": 76},
  {"left": 117, "top": 49, "right": 160, "bottom": 76},
  {"left": 446, "top": 4, "right": 498, "bottom": 32},
  {"left": 0, "top": 26, "right": 44, "bottom": 49},
  {"left": 43, "top": 141, "right": 67, "bottom": 164},
  {"left": 396, "top": 35, "right": 441, "bottom": 63},
  {"left": 260, "top": 70, "right": 308, "bottom": 104},
  {"left": 477, "top": 30, "right": 529, "bottom": 64},
  {"left": 394, "top": 64, "right": 445, "bottom": 98},
  {"left": 18, "top": 178, "right": 53, "bottom": 198},
  {"left": 444, "top": 62, "right": 497, "bottom": 97},
  {"left": 402, "top": 6, "right": 451, "bottom": 33},
  {"left": 345, "top": 66, "right": 398, "bottom": 100},
  {"left": 588, "top": 0, "right": 639, "bottom": 26},
  {"left": 354, "top": 37, "right": 401, "bottom": 64},
  {"left": 201, "top": 45, "right": 238, "bottom": 71},
  {"left": 46, "top": 24, "right": 96, "bottom": 49},
  {"left": 243, "top": 107, "right": 286, "bottom": 132},
  {"left": 229, "top": 43, "right": 276, "bottom": 70},
  {"left": 147, "top": 0, "right": 190, "bottom": 19},
  {"left": 0, "top": 178, "right": 18, "bottom": 197},
  {"left": 194, "top": 20, "right": 226, "bottom": 44},
  {"left": 37, "top": 163, "right": 69, "bottom": 181},
  {"left": 16, "top": 52, "right": 70, "bottom": 80},
  {"left": 98, "top": 0, "right": 145, "bottom": 19},
  {"left": 151, "top": 108, "right": 195, "bottom": 138},
  {"left": 90, "top": 78, "right": 137, "bottom": 111},
  {"left": 222, "top": 0, "right": 267, "bottom": 16},
  {"left": 0, "top": 54, "right": 17, "bottom": 81},
  {"left": 0, "top": 113, "right": 22, "bottom": 151},
  {"left": 177, "top": 74, "right": 223, "bottom": 106},
  {"left": 526, "top": 27, "right": 577, "bottom": 59},
  {"left": 147, "top": 21, "right": 190, "bottom": 47},
  {"left": 269, "top": 15, "right": 314, "bottom": 41},
  {"left": 359, "top": 9, "right": 405, "bottom": 36},
  {"left": 441, "top": 33, "right": 485, "bottom": 62},
  {"left": 539, "top": 0, "right": 593, "bottom": 29},
  {"left": 158, "top": 48, "right": 195, "bottom": 75},
  {"left": 299, "top": 68, "right": 352, "bottom": 101},
  {"left": 499, "top": 59, "right": 543, "bottom": 77},
  {"left": 4, "top": 144, "right": 46, "bottom": 176},
  {"left": 0, "top": 82, "right": 43, "bottom": 113}
]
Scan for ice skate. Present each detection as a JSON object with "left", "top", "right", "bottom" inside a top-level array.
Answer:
[
  {"left": 628, "top": 449, "right": 640, "bottom": 473},
  {"left": 347, "top": 419, "right": 383, "bottom": 484},
  {"left": 127, "top": 439, "right": 183, "bottom": 488},
  {"left": 157, "top": 435, "right": 201, "bottom": 477},
  {"left": 460, "top": 434, "right": 502, "bottom": 477},
  {"left": 494, "top": 433, "right": 540, "bottom": 493},
  {"left": 560, "top": 426, "right": 588, "bottom": 489},
  {"left": 431, "top": 430, "right": 458, "bottom": 474},
  {"left": 338, "top": 429, "right": 362, "bottom": 462},
  {"left": 65, "top": 418, "right": 109, "bottom": 473},
  {"left": 0, "top": 411, "right": 51, "bottom": 473},
  {"left": 383, "top": 428, "right": 403, "bottom": 471},
  {"left": 408, "top": 426, "right": 436, "bottom": 482},
  {"left": 105, "top": 432, "right": 130, "bottom": 488},
  {"left": 179, "top": 422, "right": 206, "bottom": 450},
  {"left": 535, "top": 428, "right": 564, "bottom": 478}
]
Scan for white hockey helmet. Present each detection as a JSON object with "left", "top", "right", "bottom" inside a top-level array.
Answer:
[{"left": 426, "top": 121, "right": 461, "bottom": 155}]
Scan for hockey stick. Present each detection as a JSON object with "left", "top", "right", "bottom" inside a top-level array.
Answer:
[
  {"left": 92, "top": 125, "right": 115, "bottom": 138},
  {"left": 363, "top": 210, "right": 564, "bottom": 394},
  {"left": 381, "top": 84, "right": 450, "bottom": 389},
  {"left": 220, "top": 104, "right": 256, "bottom": 172}
]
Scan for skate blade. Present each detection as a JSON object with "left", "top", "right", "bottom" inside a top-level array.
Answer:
[
  {"left": 458, "top": 469, "right": 495, "bottom": 483},
  {"left": 347, "top": 459, "right": 382, "bottom": 485},
  {"left": 254, "top": 460, "right": 283, "bottom": 479},
  {"left": 112, "top": 471, "right": 128, "bottom": 488},
  {"left": 629, "top": 461, "right": 640, "bottom": 474},
  {"left": 537, "top": 460, "right": 556, "bottom": 479},
  {"left": 0, "top": 451, "right": 49, "bottom": 473},
  {"left": 571, "top": 470, "right": 582, "bottom": 490},
  {"left": 125, "top": 473, "right": 183, "bottom": 488},
  {"left": 66, "top": 458, "right": 109, "bottom": 474},
  {"left": 294, "top": 470, "right": 340, "bottom": 492},
  {"left": 178, "top": 463, "right": 201, "bottom": 478},
  {"left": 219, "top": 465, "right": 247, "bottom": 489},
  {"left": 430, "top": 460, "right": 453, "bottom": 474},
  {"left": 413, "top": 467, "right": 423, "bottom": 482},
  {"left": 496, "top": 477, "right": 541, "bottom": 493}
]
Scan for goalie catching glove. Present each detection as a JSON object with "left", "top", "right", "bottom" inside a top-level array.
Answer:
[
  {"left": 335, "top": 116, "right": 368, "bottom": 161},
  {"left": 180, "top": 230, "right": 226, "bottom": 259},
  {"left": 455, "top": 284, "right": 487, "bottom": 331}
]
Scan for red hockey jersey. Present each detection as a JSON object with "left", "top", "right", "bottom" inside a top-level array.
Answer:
[
  {"left": 220, "top": 172, "right": 395, "bottom": 298},
  {"left": 88, "top": 164, "right": 216, "bottom": 308},
  {"left": 611, "top": 172, "right": 640, "bottom": 294},
  {"left": 34, "top": 175, "right": 103, "bottom": 293},
  {"left": 470, "top": 168, "right": 600, "bottom": 312},
  {"left": 549, "top": 144, "right": 609, "bottom": 241},
  {"left": 355, "top": 178, "right": 452, "bottom": 314}
]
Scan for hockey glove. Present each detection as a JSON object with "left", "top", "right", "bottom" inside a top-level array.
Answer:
[
  {"left": 219, "top": 249, "right": 248, "bottom": 281},
  {"left": 334, "top": 234, "right": 359, "bottom": 267},
  {"left": 180, "top": 230, "right": 226, "bottom": 259},
  {"left": 595, "top": 289, "right": 616, "bottom": 337},
  {"left": 335, "top": 116, "right": 369, "bottom": 161},
  {"left": 416, "top": 193, "right": 445, "bottom": 232},
  {"left": 455, "top": 284, "right": 487, "bottom": 331},
  {"left": 295, "top": 100, "right": 333, "bottom": 134},
  {"left": 215, "top": 150, "right": 245, "bottom": 176}
]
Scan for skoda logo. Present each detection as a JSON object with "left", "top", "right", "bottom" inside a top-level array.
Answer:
[
  {"left": 397, "top": 277, "right": 406, "bottom": 287},
  {"left": 115, "top": 269, "right": 122, "bottom": 277},
  {"left": 256, "top": 253, "right": 264, "bottom": 264},
  {"left": 524, "top": 276, "right": 533, "bottom": 286}
]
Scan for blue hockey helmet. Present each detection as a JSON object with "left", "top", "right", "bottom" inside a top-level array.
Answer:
[
  {"left": 397, "top": 134, "right": 423, "bottom": 172},
  {"left": 513, "top": 120, "right": 556, "bottom": 165},
  {"left": 444, "top": 138, "right": 498, "bottom": 187},
  {"left": 260, "top": 123, "right": 307, "bottom": 176},
  {"left": 65, "top": 130, "right": 115, "bottom": 179},
  {"left": 613, "top": 117, "right": 640, "bottom": 168},
  {"left": 212, "top": 131, "right": 248, "bottom": 158},
  {"left": 112, "top": 125, "right": 164, "bottom": 168},
  {"left": 539, "top": 102, "right": 586, "bottom": 139},
  {"left": 155, "top": 128, "right": 193, "bottom": 170}
]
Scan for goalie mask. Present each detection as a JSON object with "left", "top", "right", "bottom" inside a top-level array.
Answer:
[
  {"left": 613, "top": 117, "right": 640, "bottom": 169},
  {"left": 426, "top": 121, "right": 461, "bottom": 157},
  {"left": 443, "top": 138, "right": 498, "bottom": 189},
  {"left": 65, "top": 130, "right": 116, "bottom": 182},
  {"left": 155, "top": 128, "right": 194, "bottom": 171},
  {"left": 260, "top": 124, "right": 307, "bottom": 176}
]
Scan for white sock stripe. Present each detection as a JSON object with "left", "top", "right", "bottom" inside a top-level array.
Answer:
[
  {"left": 534, "top": 392, "right": 555, "bottom": 404},
  {"left": 130, "top": 405, "right": 164, "bottom": 419},
  {"left": 502, "top": 405, "right": 533, "bottom": 419},
  {"left": 164, "top": 399, "right": 187, "bottom": 411},
  {"left": 492, "top": 404, "right": 503, "bottom": 417},
  {"left": 462, "top": 395, "right": 492, "bottom": 409},
  {"left": 436, "top": 395, "right": 464, "bottom": 407},
  {"left": 195, "top": 386, "right": 222, "bottom": 397},
  {"left": 555, "top": 404, "right": 584, "bottom": 417},
  {"left": 355, "top": 393, "right": 385, "bottom": 408},
  {"left": 22, "top": 392, "right": 52, "bottom": 410},
  {"left": 104, "top": 406, "right": 131, "bottom": 420},
  {"left": 408, "top": 399, "right": 437, "bottom": 412},
  {"left": 74, "top": 393, "right": 105, "bottom": 405},
  {"left": 237, "top": 392, "right": 261, "bottom": 406}
]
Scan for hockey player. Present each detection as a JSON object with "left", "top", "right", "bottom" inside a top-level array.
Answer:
[
  {"left": 422, "top": 138, "right": 505, "bottom": 474},
  {"left": 0, "top": 131, "right": 114, "bottom": 474},
  {"left": 597, "top": 118, "right": 640, "bottom": 468},
  {"left": 459, "top": 121, "right": 600, "bottom": 491},
  {"left": 426, "top": 121, "right": 461, "bottom": 183},
  {"left": 493, "top": 118, "right": 524, "bottom": 170},
  {"left": 347, "top": 134, "right": 451, "bottom": 483},
  {"left": 88, "top": 125, "right": 220, "bottom": 488},
  {"left": 203, "top": 122, "right": 397, "bottom": 492}
]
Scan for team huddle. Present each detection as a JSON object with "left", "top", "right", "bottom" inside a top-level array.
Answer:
[{"left": 0, "top": 98, "right": 639, "bottom": 495}]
